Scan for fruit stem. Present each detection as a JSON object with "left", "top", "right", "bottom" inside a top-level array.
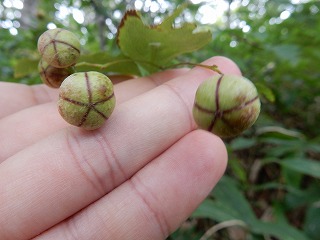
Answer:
[
  {"left": 166, "top": 62, "right": 223, "bottom": 74},
  {"left": 75, "top": 58, "right": 164, "bottom": 71},
  {"left": 75, "top": 60, "right": 223, "bottom": 75},
  {"left": 75, "top": 59, "right": 133, "bottom": 69}
]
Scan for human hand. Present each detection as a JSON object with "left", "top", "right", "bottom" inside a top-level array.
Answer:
[{"left": 0, "top": 56, "right": 241, "bottom": 240}]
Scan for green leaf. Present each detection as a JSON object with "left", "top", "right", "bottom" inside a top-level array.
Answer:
[
  {"left": 251, "top": 221, "right": 311, "bottom": 240},
  {"left": 269, "top": 44, "right": 300, "bottom": 65},
  {"left": 282, "top": 167, "right": 303, "bottom": 189},
  {"left": 305, "top": 141, "right": 320, "bottom": 153},
  {"left": 13, "top": 58, "right": 39, "bottom": 78},
  {"left": 257, "top": 126, "right": 304, "bottom": 140},
  {"left": 159, "top": 3, "right": 187, "bottom": 29},
  {"left": 136, "top": 62, "right": 152, "bottom": 77},
  {"left": 279, "top": 158, "right": 320, "bottom": 179},
  {"left": 116, "top": 8, "right": 212, "bottom": 73},
  {"left": 193, "top": 177, "right": 311, "bottom": 240},
  {"left": 211, "top": 176, "right": 258, "bottom": 225},
  {"left": 192, "top": 198, "right": 242, "bottom": 222},
  {"left": 255, "top": 82, "right": 276, "bottom": 102},
  {"left": 228, "top": 157, "right": 247, "bottom": 183},
  {"left": 285, "top": 183, "right": 320, "bottom": 209},
  {"left": 304, "top": 205, "right": 320, "bottom": 239},
  {"left": 254, "top": 202, "right": 311, "bottom": 240},
  {"left": 194, "top": 200, "right": 311, "bottom": 240},
  {"left": 76, "top": 52, "right": 141, "bottom": 76},
  {"left": 229, "top": 137, "right": 257, "bottom": 150}
]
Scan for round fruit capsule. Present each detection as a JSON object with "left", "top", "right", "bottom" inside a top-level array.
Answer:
[
  {"left": 58, "top": 71, "right": 116, "bottom": 130},
  {"left": 192, "top": 74, "right": 261, "bottom": 138},
  {"left": 37, "top": 28, "right": 80, "bottom": 68}
]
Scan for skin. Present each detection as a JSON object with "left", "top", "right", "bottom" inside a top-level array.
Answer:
[{"left": 0, "top": 56, "right": 241, "bottom": 240}]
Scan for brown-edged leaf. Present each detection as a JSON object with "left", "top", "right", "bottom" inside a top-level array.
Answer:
[{"left": 117, "top": 6, "right": 212, "bottom": 73}]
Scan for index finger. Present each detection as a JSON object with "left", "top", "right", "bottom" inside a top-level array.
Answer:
[
  {"left": 0, "top": 68, "right": 188, "bottom": 162},
  {"left": 0, "top": 72, "right": 179, "bottom": 119}
]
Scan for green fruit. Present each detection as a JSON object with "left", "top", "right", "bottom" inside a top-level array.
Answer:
[
  {"left": 58, "top": 71, "right": 116, "bottom": 130},
  {"left": 38, "top": 58, "right": 74, "bottom": 88},
  {"left": 37, "top": 28, "right": 80, "bottom": 68},
  {"left": 192, "top": 74, "right": 261, "bottom": 138}
]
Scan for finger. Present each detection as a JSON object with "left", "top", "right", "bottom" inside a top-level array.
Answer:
[
  {"left": 0, "top": 82, "right": 58, "bottom": 119},
  {"left": 114, "top": 68, "right": 189, "bottom": 102},
  {"left": 0, "top": 68, "right": 188, "bottom": 162},
  {"left": 0, "top": 56, "right": 240, "bottom": 240},
  {"left": 0, "top": 69, "right": 187, "bottom": 119},
  {"left": 0, "top": 75, "right": 131, "bottom": 119},
  {"left": 35, "top": 130, "right": 227, "bottom": 240}
]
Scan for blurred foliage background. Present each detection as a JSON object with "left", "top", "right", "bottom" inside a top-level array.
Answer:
[{"left": 1, "top": 0, "right": 320, "bottom": 239}]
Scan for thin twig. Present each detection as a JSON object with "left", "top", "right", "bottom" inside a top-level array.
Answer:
[
  {"left": 75, "top": 59, "right": 133, "bottom": 69},
  {"left": 166, "top": 62, "right": 223, "bottom": 74},
  {"left": 75, "top": 58, "right": 163, "bottom": 71},
  {"left": 199, "top": 219, "right": 248, "bottom": 240}
]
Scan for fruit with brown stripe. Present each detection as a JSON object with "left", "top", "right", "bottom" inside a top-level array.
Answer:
[
  {"left": 58, "top": 71, "right": 116, "bottom": 130},
  {"left": 192, "top": 74, "right": 261, "bottom": 138}
]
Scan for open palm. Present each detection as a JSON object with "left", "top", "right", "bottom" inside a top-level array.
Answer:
[{"left": 0, "top": 56, "right": 240, "bottom": 240}]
